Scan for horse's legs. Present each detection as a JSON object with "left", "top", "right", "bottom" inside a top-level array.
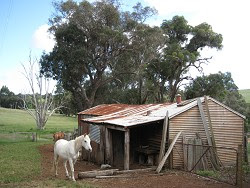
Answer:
[
  {"left": 63, "top": 160, "right": 70, "bottom": 178},
  {"left": 69, "top": 159, "right": 76, "bottom": 181},
  {"left": 74, "top": 151, "right": 80, "bottom": 165},
  {"left": 54, "top": 154, "right": 59, "bottom": 177},
  {"left": 73, "top": 158, "right": 77, "bottom": 165}
]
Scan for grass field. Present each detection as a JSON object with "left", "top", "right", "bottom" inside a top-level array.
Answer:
[
  {"left": 0, "top": 141, "right": 46, "bottom": 184},
  {"left": 0, "top": 107, "right": 96, "bottom": 187},
  {"left": 239, "top": 89, "right": 250, "bottom": 104},
  {"left": 0, "top": 107, "right": 78, "bottom": 134}
]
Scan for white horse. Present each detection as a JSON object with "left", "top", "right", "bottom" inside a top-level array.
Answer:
[{"left": 53, "top": 133, "right": 92, "bottom": 181}]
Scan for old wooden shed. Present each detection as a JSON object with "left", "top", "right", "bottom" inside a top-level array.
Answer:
[{"left": 78, "top": 96, "right": 245, "bottom": 170}]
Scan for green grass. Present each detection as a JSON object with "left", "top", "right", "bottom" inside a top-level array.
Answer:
[
  {"left": 0, "top": 141, "right": 97, "bottom": 187},
  {"left": 196, "top": 170, "right": 220, "bottom": 179},
  {"left": 0, "top": 108, "right": 97, "bottom": 187},
  {"left": 239, "top": 89, "right": 250, "bottom": 104},
  {"left": 0, "top": 107, "right": 77, "bottom": 134},
  {"left": 0, "top": 141, "right": 47, "bottom": 184}
]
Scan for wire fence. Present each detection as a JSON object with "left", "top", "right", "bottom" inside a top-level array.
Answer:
[{"left": 172, "top": 142, "right": 247, "bottom": 186}]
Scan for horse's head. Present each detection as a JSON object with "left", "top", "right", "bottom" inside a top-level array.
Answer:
[{"left": 81, "top": 134, "right": 92, "bottom": 152}]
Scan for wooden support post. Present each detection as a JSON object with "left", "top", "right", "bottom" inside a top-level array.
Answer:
[
  {"left": 105, "top": 128, "right": 113, "bottom": 165},
  {"left": 169, "top": 146, "right": 173, "bottom": 169},
  {"left": 100, "top": 126, "right": 106, "bottom": 164},
  {"left": 158, "top": 111, "right": 169, "bottom": 163},
  {"left": 236, "top": 144, "right": 243, "bottom": 188},
  {"left": 197, "top": 98, "right": 212, "bottom": 146},
  {"left": 197, "top": 98, "right": 219, "bottom": 169},
  {"left": 156, "top": 131, "right": 182, "bottom": 173},
  {"left": 204, "top": 96, "right": 216, "bottom": 148},
  {"left": 124, "top": 129, "right": 130, "bottom": 170}
]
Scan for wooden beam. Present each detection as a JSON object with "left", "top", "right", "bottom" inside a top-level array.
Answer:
[
  {"left": 124, "top": 129, "right": 130, "bottom": 170},
  {"left": 105, "top": 128, "right": 113, "bottom": 165},
  {"left": 116, "top": 167, "right": 156, "bottom": 174},
  {"left": 105, "top": 125, "right": 126, "bottom": 131},
  {"left": 197, "top": 98, "right": 212, "bottom": 146},
  {"left": 78, "top": 169, "right": 119, "bottom": 179},
  {"left": 156, "top": 131, "right": 182, "bottom": 173},
  {"left": 99, "top": 126, "right": 106, "bottom": 164},
  {"left": 158, "top": 111, "right": 169, "bottom": 163},
  {"left": 96, "top": 175, "right": 132, "bottom": 179},
  {"left": 197, "top": 98, "right": 219, "bottom": 169},
  {"left": 204, "top": 96, "right": 216, "bottom": 148}
]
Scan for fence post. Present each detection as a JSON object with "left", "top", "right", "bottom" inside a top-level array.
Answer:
[
  {"left": 32, "top": 133, "right": 36, "bottom": 142},
  {"left": 236, "top": 144, "right": 243, "bottom": 187}
]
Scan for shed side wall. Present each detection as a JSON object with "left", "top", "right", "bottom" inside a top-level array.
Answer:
[
  {"left": 169, "top": 100, "right": 244, "bottom": 169},
  {"left": 170, "top": 105, "right": 207, "bottom": 169},
  {"left": 208, "top": 100, "right": 244, "bottom": 164}
]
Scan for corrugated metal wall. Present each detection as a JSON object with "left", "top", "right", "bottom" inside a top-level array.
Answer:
[
  {"left": 208, "top": 100, "right": 244, "bottom": 165},
  {"left": 89, "top": 124, "right": 100, "bottom": 144},
  {"left": 169, "top": 99, "right": 244, "bottom": 169}
]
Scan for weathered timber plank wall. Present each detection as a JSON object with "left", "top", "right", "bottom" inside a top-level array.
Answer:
[{"left": 169, "top": 99, "right": 244, "bottom": 169}]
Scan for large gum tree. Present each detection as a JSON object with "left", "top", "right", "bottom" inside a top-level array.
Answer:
[
  {"left": 147, "top": 16, "right": 223, "bottom": 102},
  {"left": 40, "top": 0, "right": 158, "bottom": 110}
]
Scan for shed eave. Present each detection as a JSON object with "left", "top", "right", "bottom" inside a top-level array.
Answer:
[
  {"left": 79, "top": 96, "right": 246, "bottom": 127},
  {"left": 208, "top": 97, "right": 246, "bottom": 119}
]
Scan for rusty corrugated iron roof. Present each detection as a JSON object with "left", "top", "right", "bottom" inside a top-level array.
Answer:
[
  {"left": 78, "top": 104, "right": 133, "bottom": 116},
  {"left": 79, "top": 97, "right": 245, "bottom": 127},
  {"left": 78, "top": 103, "right": 171, "bottom": 116}
]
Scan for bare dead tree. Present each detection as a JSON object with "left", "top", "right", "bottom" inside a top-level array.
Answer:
[{"left": 21, "top": 55, "right": 63, "bottom": 130}]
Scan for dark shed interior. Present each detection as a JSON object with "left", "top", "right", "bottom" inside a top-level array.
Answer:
[{"left": 108, "top": 120, "right": 166, "bottom": 168}]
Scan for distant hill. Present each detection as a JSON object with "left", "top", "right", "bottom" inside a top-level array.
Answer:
[{"left": 239, "top": 89, "right": 250, "bottom": 103}]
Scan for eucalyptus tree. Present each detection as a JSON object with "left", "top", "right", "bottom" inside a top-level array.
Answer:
[
  {"left": 40, "top": 0, "right": 158, "bottom": 110},
  {"left": 147, "top": 16, "right": 223, "bottom": 102}
]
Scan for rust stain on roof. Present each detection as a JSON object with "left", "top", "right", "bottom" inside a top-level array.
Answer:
[
  {"left": 78, "top": 103, "right": 172, "bottom": 116},
  {"left": 78, "top": 97, "right": 246, "bottom": 127}
]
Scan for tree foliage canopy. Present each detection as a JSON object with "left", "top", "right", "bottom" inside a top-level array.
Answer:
[
  {"left": 147, "top": 16, "right": 223, "bottom": 102},
  {"left": 40, "top": 0, "right": 160, "bottom": 110},
  {"left": 185, "top": 72, "right": 250, "bottom": 118},
  {"left": 39, "top": 1, "right": 228, "bottom": 113},
  {"left": 0, "top": 86, "right": 22, "bottom": 109}
]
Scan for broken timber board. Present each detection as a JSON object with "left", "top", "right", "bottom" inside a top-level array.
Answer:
[
  {"left": 204, "top": 96, "right": 216, "bottom": 144},
  {"left": 116, "top": 167, "right": 156, "bottom": 174},
  {"left": 96, "top": 175, "right": 132, "bottom": 179},
  {"left": 197, "top": 98, "right": 212, "bottom": 146},
  {"left": 156, "top": 131, "right": 182, "bottom": 173},
  {"left": 197, "top": 98, "right": 220, "bottom": 170},
  {"left": 78, "top": 169, "right": 119, "bottom": 179},
  {"left": 204, "top": 96, "right": 217, "bottom": 151},
  {"left": 158, "top": 111, "right": 169, "bottom": 163}
]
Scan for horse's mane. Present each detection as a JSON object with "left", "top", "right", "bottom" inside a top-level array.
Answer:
[{"left": 74, "top": 135, "right": 85, "bottom": 152}]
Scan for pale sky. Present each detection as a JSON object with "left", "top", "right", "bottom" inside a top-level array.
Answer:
[{"left": 0, "top": 0, "right": 249, "bottom": 94}]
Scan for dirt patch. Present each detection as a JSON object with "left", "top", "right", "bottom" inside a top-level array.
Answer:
[
  {"left": 38, "top": 143, "right": 98, "bottom": 180},
  {"left": 38, "top": 144, "right": 245, "bottom": 188}
]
